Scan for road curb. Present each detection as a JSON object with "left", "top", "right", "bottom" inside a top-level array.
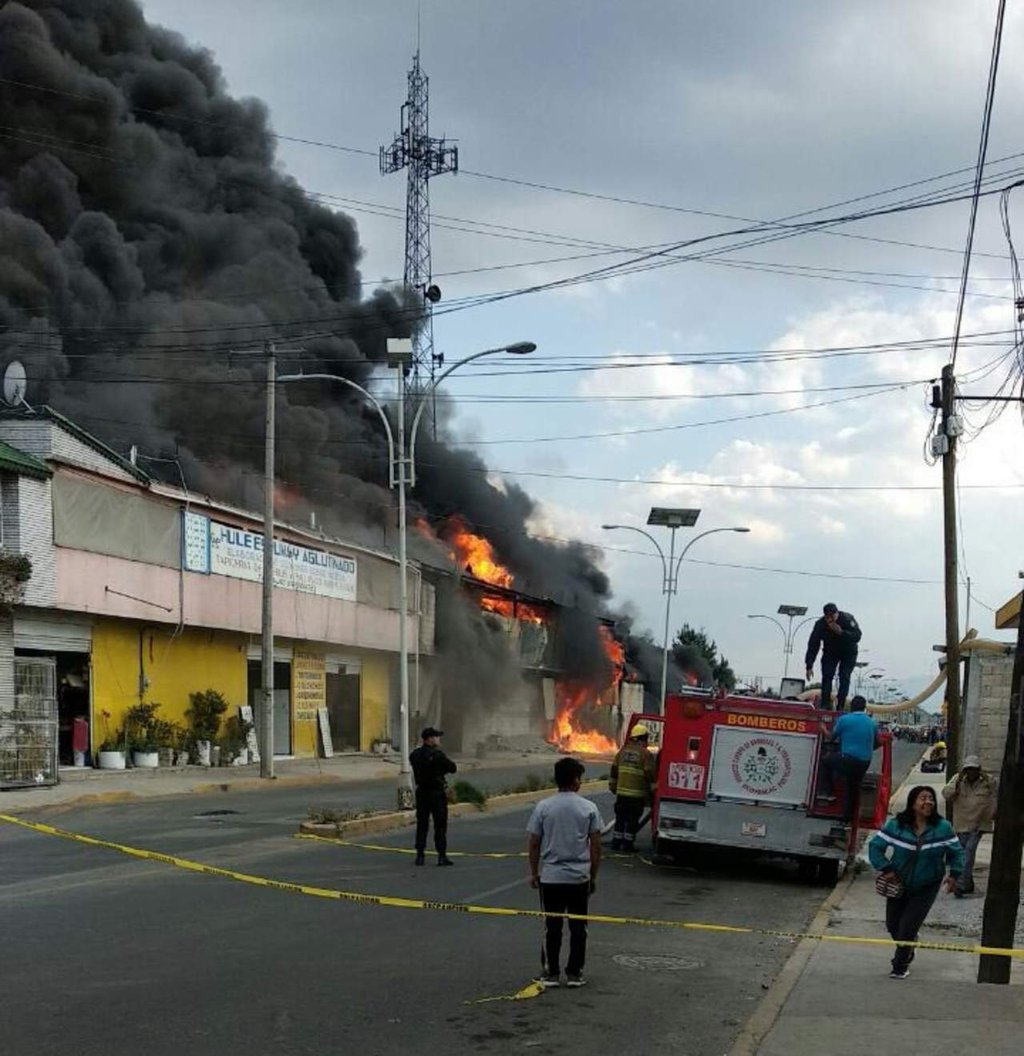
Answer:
[
  {"left": 727, "top": 866, "right": 857, "bottom": 1056},
  {"left": 298, "top": 779, "right": 607, "bottom": 839}
]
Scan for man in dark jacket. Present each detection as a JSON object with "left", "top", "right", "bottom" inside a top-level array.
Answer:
[
  {"left": 805, "top": 602, "right": 862, "bottom": 711},
  {"left": 409, "top": 727, "right": 457, "bottom": 866}
]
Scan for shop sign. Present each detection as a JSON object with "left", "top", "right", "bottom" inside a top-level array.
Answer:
[
  {"left": 183, "top": 512, "right": 357, "bottom": 601},
  {"left": 292, "top": 650, "right": 326, "bottom": 723}
]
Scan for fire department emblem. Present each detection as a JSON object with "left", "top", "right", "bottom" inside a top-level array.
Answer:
[{"left": 730, "top": 736, "right": 792, "bottom": 796}]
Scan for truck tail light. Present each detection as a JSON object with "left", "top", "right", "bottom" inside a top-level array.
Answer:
[{"left": 686, "top": 737, "right": 701, "bottom": 762}]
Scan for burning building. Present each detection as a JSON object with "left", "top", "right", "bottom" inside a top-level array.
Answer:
[{"left": 0, "top": 0, "right": 654, "bottom": 759}]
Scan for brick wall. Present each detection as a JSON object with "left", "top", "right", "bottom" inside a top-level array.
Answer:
[{"left": 963, "top": 650, "right": 1015, "bottom": 773}]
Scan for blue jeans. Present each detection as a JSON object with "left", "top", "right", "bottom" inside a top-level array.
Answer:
[
  {"left": 956, "top": 829, "right": 983, "bottom": 891},
  {"left": 823, "top": 753, "right": 870, "bottom": 823}
]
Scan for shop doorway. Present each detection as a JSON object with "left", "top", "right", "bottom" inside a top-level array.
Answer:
[
  {"left": 246, "top": 660, "right": 292, "bottom": 755},
  {"left": 15, "top": 649, "right": 90, "bottom": 766},
  {"left": 326, "top": 672, "right": 361, "bottom": 751}
]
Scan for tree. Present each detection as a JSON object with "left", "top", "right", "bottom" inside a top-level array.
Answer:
[{"left": 672, "top": 624, "right": 736, "bottom": 690}]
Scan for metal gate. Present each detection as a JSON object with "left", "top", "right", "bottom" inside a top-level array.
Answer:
[{"left": 0, "top": 657, "right": 58, "bottom": 789}]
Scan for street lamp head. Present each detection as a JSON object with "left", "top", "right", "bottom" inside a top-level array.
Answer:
[
  {"left": 600, "top": 524, "right": 621, "bottom": 531},
  {"left": 733, "top": 526, "right": 751, "bottom": 533},
  {"left": 504, "top": 341, "right": 536, "bottom": 356},
  {"left": 647, "top": 506, "right": 700, "bottom": 527}
]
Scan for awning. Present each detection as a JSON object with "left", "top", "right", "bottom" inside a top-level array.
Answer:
[{"left": 995, "top": 591, "right": 1021, "bottom": 631}]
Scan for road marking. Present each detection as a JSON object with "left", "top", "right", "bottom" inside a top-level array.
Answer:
[
  {"left": 2, "top": 811, "right": 1021, "bottom": 960},
  {"left": 462, "top": 875, "right": 533, "bottom": 903}
]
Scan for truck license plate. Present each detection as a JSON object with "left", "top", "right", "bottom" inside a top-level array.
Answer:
[{"left": 741, "top": 822, "right": 767, "bottom": 838}]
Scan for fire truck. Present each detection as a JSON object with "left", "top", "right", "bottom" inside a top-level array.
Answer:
[{"left": 628, "top": 689, "right": 892, "bottom": 884}]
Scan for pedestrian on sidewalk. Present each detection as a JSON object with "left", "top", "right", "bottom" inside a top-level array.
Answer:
[
  {"left": 409, "top": 727, "right": 457, "bottom": 866},
  {"left": 609, "top": 723, "right": 657, "bottom": 852},
  {"left": 804, "top": 602, "right": 862, "bottom": 711},
  {"left": 819, "top": 695, "right": 877, "bottom": 823},
  {"left": 941, "top": 755, "right": 997, "bottom": 898},
  {"left": 527, "top": 757, "right": 603, "bottom": 989},
  {"left": 868, "top": 785, "right": 964, "bottom": 979}
]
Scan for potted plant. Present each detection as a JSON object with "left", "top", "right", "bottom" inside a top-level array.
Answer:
[
  {"left": 124, "top": 702, "right": 163, "bottom": 768},
  {"left": 185, "top": 690, "right": 229, "bottom": 768},
  {"left": 96, "top": 709, "right": 126, "bottom": 770},
  {"left": 221, "top": 714, "right": 254, "bottom": 765}
]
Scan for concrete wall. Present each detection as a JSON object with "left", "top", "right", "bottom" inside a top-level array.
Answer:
[{"left": 963, "top": 650, "right": 1016, "bottom": 773}]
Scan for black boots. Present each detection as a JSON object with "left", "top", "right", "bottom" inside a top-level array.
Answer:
[{"left": 437, "top": 855, "right": 454, "bottom": 866}]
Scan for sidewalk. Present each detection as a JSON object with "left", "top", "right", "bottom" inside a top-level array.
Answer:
[
  {"left": 741, "top": 756, "right": 1024, "bottom": 1056},
  {"left": 0, "top": 746, "right": 572, "bottom": 811}
]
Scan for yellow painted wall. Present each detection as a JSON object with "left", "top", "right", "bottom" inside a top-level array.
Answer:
[
  {"left": 91, "top": 620, "right": 247, "bottom": 751},
  {"left": 360, "top": 653, "right": 390, "bottom": 752}
]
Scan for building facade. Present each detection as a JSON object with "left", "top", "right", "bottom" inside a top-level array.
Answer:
[{"left": 0, "top": 408, "right": 433, "bottom": 780}]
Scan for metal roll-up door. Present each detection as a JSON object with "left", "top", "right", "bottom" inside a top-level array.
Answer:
[{"left": 14, "top": 614, "right": 92, "bottom": 653}]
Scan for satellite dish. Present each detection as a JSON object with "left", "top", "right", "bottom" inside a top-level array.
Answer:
[{"left": 2, "top": 360, "right": 27, "bottom": 407}]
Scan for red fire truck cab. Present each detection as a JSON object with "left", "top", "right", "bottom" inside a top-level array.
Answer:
[{"left": 629, "top": 689, "right": 892, "bottom": 884}]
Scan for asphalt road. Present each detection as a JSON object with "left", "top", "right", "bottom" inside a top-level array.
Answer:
[{"left": 0, "top": 743, "right": 922, "bottom": 1056}]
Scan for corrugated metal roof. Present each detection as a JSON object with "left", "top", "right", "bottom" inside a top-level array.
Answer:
[{"left": 0, "top": 440, "right": 51, "bottom": 479}]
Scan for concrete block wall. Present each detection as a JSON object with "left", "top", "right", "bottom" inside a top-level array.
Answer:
[{"left": 964, "top": 651, "right": 1015, "bottom": 774}]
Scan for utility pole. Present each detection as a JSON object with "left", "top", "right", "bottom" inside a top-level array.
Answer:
[
  {"left": 260, "top": 341, "right": 276, "bottom": 779},
  {"left": 978, "top": 587, "right": 1024, "bottom": 984},
  {"left": 938, "top": 364, "right": 963, "bottom": 778}
]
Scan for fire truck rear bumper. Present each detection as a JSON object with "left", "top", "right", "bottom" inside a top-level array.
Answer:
[{"left": 657, "top": 799, "right": 848, "bottom": 860}]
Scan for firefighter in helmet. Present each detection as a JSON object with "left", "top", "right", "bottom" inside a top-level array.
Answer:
[{"left": 609, "top": 724, "right": 657, "bottom": 852}]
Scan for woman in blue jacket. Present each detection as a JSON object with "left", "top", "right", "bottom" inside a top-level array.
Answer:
[{"left": 868, "top": 785, "right": 964, "bottom": 979}]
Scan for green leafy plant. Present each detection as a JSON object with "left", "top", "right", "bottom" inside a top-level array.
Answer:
[
  {"left": 451, "top": 780, "right": 487, "bottom": 809},
  {"left": 0, "top": 551, "right": 32, "bottom": 616},
  {"left": 124, "top": 702, "right": 164, "bottom": 752},
  {"left": 220, "top": 714, "right": 253, "bottom": 757},
  {"left": 185, "top": 689, "right": 229, "bottom": 744}
]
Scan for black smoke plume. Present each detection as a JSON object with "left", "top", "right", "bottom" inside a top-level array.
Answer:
[{"left": 0, "top": 0, "right": 621, "bottom": 698}]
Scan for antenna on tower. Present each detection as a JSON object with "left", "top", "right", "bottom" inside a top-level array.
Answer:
[{"left": 380, "top": 45, "right": 458, "bottom": 421}]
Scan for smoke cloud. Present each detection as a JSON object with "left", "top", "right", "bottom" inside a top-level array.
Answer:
[{"left": 0, "top": 0, "right": 630, "bottom": 706}]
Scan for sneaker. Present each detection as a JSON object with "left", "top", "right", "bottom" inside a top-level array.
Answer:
[
  {"left": 437, "top": 856, "right": 454, "bottom": 867},
  {"left": 535, "top": 973, "right": 560, "bottom": 989},
  {"left": 414, "top": 853, "right": 425, "bottom": 866},
  {"left": 565, "top": 973, "right": 587, "bottom": 988},
  {"left": 889, "top": 967, "right": 910, "bottom": 979}
]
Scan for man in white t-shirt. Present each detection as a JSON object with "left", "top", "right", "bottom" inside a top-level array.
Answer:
[{"left": 526, "top": 757, "right": 603, "bottom": 989}]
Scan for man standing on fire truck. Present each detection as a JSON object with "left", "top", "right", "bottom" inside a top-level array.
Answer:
[
  {"left": 609, "top": 724, "right": 657, "bottom": 852},
  {"left": 805, "top": 602, "right": 862, "bottom": 711}
]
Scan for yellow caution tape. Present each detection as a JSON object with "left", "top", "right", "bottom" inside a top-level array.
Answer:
[
  {"left": 3, "top": 811, "right": 1022, "bottom": 960},
  {"left": 296, "top": 832, "right": 636, "bottom": 860},
  {"left": 466, "top": 980, "right": 545, "bottom": 1004}
]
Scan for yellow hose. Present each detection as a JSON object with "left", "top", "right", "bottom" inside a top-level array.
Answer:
[{"left": 865, "top": 629, "right": 1012, "bottom": 715}]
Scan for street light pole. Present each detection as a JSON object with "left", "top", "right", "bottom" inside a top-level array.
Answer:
[
  {"left": 604, "top": 519, "right": 749, "bottom": 710},
  {"left": 280, "top": 341, "right": 535, "bottom": 808}
]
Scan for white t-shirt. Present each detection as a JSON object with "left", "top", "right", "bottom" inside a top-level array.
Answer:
[{"left": 526, "top": 791, "right": 603, "bottom": 884}]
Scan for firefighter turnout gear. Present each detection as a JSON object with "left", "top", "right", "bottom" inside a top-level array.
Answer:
[{"left": 609, "top": 736, "right": 657, "bottom": 852}]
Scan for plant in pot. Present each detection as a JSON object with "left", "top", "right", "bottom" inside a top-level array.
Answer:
[
  {"left": 186, "top": 690, "right": 229, "bottom": 768},
  {"left": 150, "top": 718, "right": 179, "bottom": 767},
  {"left": 220, "top": 714, "right": 255, "bottom": 766},
  {"left": 96, "top": 709, "right": 126, "bottom": 770},
  {"left": 124, "top": 702, "right": 163, "bottom": 768}
]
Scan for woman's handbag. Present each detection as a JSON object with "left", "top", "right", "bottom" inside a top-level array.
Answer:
[{"left": 875, "top": 872, "right": 905, "bottom": 898}]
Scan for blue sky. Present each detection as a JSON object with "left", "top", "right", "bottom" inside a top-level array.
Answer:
[{"left": 140, "top": 1, "right": 1024, "bottom": 695}]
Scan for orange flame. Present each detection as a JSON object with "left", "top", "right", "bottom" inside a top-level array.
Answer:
[{"left": 549, "top": 626, "right": 624, "bottom": 755}]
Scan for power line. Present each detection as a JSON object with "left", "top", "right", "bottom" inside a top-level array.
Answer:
[{"left": 950, "top": 0, "right": 1008, "bottom": 370}]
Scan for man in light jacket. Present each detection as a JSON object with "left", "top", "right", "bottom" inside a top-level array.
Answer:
[{"left": 941, "top": 755, "right": 997, "bottom": 897}]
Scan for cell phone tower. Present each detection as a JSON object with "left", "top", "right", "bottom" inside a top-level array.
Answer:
[{"left": 380, "top": 50, "right": 458, "bottom": 395}]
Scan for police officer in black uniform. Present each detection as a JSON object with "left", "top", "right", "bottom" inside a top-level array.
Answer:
[
  {"left": 805, "top": 602, "right": 862, "bottom": 711},
  {"left": 409, "top": 727, "right": 457, "bottom": 866}
]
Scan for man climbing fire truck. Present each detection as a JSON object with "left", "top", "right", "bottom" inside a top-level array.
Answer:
[{"left": 627, "top": 688, "right": 892, "bottom": 883}]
